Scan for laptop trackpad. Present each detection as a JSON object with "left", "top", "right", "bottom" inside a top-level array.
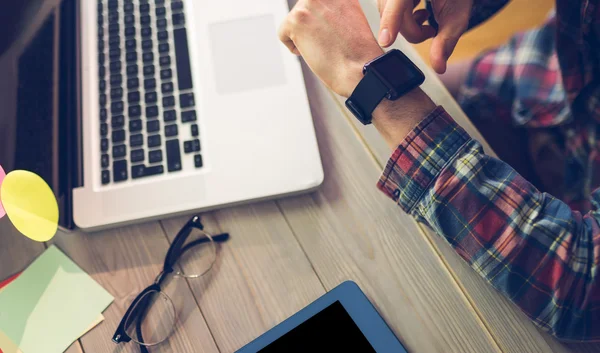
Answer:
[{"left": 209, "top": 14, "right": 287, "bottom": 95}]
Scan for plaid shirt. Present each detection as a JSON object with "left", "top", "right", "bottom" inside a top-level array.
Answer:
[{"left": 377, "top": 0, "right": 600, "bottom": 341}]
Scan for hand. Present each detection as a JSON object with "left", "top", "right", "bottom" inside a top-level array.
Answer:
[
  {"left": 278, "top": 0, "right": 384, "bottom": 97},
  {"left": 377, "top": 0, "right": 473, "bottom": 73}
]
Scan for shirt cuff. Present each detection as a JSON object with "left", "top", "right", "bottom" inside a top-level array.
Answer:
[{"left": 377, "top": 106, "right": 472, "bottom": 213}]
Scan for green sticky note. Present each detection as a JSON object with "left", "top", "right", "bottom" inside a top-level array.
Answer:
[{"left": 0, "top": 245, "right": 113, "bottom": 353}]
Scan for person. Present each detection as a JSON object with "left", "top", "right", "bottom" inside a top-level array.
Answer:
[{"left": 279, "top": 0, "right": 600, "bottom": 341}]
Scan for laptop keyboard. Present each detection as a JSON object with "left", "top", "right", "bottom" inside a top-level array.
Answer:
[{"left": 97, "top": 0, "right": 203, "bottom": 185}]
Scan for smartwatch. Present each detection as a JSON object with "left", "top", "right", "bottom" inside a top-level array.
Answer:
[{"left": 345, "top": 49, "right": 425, "bottom": 125}]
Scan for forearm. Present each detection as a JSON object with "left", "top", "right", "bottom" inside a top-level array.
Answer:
[{"left": 376, "top": 106, "right": 600, "bottom": 341}]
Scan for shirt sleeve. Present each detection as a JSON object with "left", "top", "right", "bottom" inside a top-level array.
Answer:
[
  {"left": 378, "top": 106, "right": 600, "bottom": 342},
  {"left": 467, "top": 0, "right": 510, "bottom": 30}
]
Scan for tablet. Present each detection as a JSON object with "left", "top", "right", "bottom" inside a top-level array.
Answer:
[{"left": 235, "top": 281, "right": 408, "bottom": 353}]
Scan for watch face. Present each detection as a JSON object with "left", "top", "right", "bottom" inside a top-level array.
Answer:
[{"left": 368, "top": 50, "right": 424, "bottom": 99}]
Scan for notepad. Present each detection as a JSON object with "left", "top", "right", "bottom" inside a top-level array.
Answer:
[{"left": 0, "top": 246, "right": 114, "bottom": 353}]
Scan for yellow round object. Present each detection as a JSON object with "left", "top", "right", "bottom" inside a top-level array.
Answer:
[{"left": 0, "top": 170, "right": 59, "bottom": 242}]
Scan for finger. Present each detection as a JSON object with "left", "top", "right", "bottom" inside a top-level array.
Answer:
[
  {"left": 378, "top": 0, "right": 410, "bottom": 47},
  {"left": 400, "top": 8, "right": 436, "bottom": 43},
  {"left": 277, "top": 21, "right": 300, "bottom": 56},
  {"left": 413, "top": 8, "right": 430, "bottom": 26},
  {"left": 429, "top": 17, "right": 466, "bottom": 73}
]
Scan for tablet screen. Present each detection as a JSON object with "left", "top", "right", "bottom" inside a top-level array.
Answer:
[{"left": 259, "top": 301, "right": 376, "bottom": 352}]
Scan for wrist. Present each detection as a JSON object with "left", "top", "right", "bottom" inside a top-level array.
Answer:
[
  {"left": 340, "top": 46, "right": 384, "bottom": 98},
  {"left": 372, "top": 88, "right": 437, "bottom": 150}
]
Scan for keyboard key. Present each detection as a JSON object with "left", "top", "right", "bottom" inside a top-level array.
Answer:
[
  {"left": 100, "top": 94, "right": 107, "bottom": 106},
  {"left": 141, "top": 15, "right": 151, "bottom": 25},
  {"left": 110, "top": 87, "right": 123, "bottom": 99},
  {"left": 128, "top": 91, "right": 140, "bottom": 103},
  {"left": 126, "top": 64, "right": 138, "bottom": 75},
  {"left": 164, "top": 110, "right": 177, "bottom": 122},
  {"left": 140, "top": 3, "right": 150, "bottom": 13},
  {"left": 165, "top": 124, "right": 178, "bottom": 137},
  {"left": 159, "top": 55, "right": 171, "bottom": 67},
  {"left": 98, "top": 53, "right": 106, "bottom": 64},
  {"left": 149, "top": 150, "right": 163, "bottom": 163},
  {"left": 109, "top": 48, "right": 121, "bottom": 59},
  {"left": 145, "top": 91, "right": 157, "bottom": 103},
  {"left": 174, "top": 28, "right": 193, "bottom": 90},
  {"left": 158, "top": 43, "right": 169, "bottom": 53},
  {"left": 144, "top": 78, "right": 156, "bottom": 89},
  {"left": 184, "top": 140, "right": 193, "bottom": 154},
  {"left": 110, "top": 74, "right": 122, "bottom": 85},
  {"left": 146, "top": 120, "right": 160, "bottom": 133},
  {"left": 194, "top": 154, "right": 203, "bottom": 168},
  {"left": 124, "top": 14, "right": 134, "bottom": 25},
  {"left": 113, "top": 160, "right": 128, "bottom": 182},
  {"left": 108, "top": 0, "right": 119, "bottom": 10},
  {"left": 111, "top": 101, "right": 124, "bottom": 114},
  {"left": 191, "top": 124, "right": 198, "bottom": 137},
  {"left": 108, "top": 34, "right": 120, "bottom": 46},
  {"left": 108, "top": 12, "right": 119, "bottom": 24},
  {"left": 127, "top": 78, "right": 139, "bottom": 89},
  {"left": 160, "top": 68, "right": 172, "bottom": 79},
  {"left": 156, "top": 7, "right": 166, "bottom": 17},
  {"left": 141, "top": 27, "right": 152, "bottom": 38},
  {"left": 101, "top": 122, "right": 108, "bottom": 136},
  {"left": 109, "top": 23, "right": 119, "bottom": 34},
  {"left": 98, "top": 40, "right": 105, "bottom": 51},
  {"left": 112, "top": 129, "right": 126, "bottom": 143},
  {"left": 113, "top": 144, "right": 126, "bottom": 158},
  {"left": 102, "top": 170, "right": 111, "bottom": 184},
  {"left": 181, "top": 110, "right": 196, "bottom": 122},
  {"left": 192, "top": 139, "right": 200, "bottom": 152},
  {"left": 146, "top": 105, "right": 159, "bottom": 118},
  {"left": 143, "top": 52, "right": 154, "bottom": 63},
  {"left": 99, "top": 65, "right": 106, "bottom": 77},
  {"left": 125, "top": 38, "right": 136, "bottom": 50},
  {"left": 101, "top": 138, "right": 109, "bottom": 152},
  {"left": 124, "top": 2, "right": 134, "bottom": 13},
  {"left": 125, "top": 26, "right": 136, "bottom": 37},
  {"left": 131, "top": 149, "right": 145, "bottom": 163},
  {"left": 166, "top": 139, "right": 182, "bottom": 172},
  {"left": 100, "top": 79, "right": 106, "bottom": 91},
  {"left": 180, "top": 93, "right": 195, "bottom": 108},
  {"left": 162, "top": 96, "right": 175, "bottom": 107},
  {"left": 129, "top": 119, "right": 142, "bottom": 132},
  {"left": 142, "top": 39, "right": 153, "bottom": 50},
  {"left": 130, "top": 134, "right": 143, "bottom": 147},
  {"left": 101, "top": 154, "right": 110, "bottom": 168},
  {"left": 157, "top": 18, "right": 167, "bottom": 28},
  {"left": 157, "top": 31, "right": 168, "bottom": 41},
  {"left": 172, "top": 13, "right": 185, "bottom": 26},
  {"left": 161, "top": 82, "right": 173, "bottom": 93},
  {"left": 111, "top": 115, "right": 125, "bottom": 128},
  {"left": 100, "top": 108, "right": 108, "bottom": 121},
  {"left": 126, "top": 51, "right": 137, "bottom": 62},
  {"left": 143, "top": 65, "right": 155, "bottom": 76},
  {"left": 129, "top": 105, "right": 142, "bottom": 117},
  {"left": 172, "top": 1, "right": 184, "bottom": 11},
  {"left": 148, "top": 134, "right": 161, "bottom": 147},
  {"left": 110, "top": 61, "right": 121, "bottom": 72},
  {"left": 132, "top": 165, "right": 164, "bottom": 179}
]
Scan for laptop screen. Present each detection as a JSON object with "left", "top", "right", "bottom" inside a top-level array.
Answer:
[{"left": 0, "top": 0, "right": 78, "bottom": 230}]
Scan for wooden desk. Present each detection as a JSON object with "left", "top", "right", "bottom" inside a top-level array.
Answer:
[{"left": 1, "top": 1, "right": 599, "bottom": 352}]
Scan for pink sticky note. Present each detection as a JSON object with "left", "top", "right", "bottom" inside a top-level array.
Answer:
[{"left": 0, "top": 165, "right": 5, "bottom": 219}]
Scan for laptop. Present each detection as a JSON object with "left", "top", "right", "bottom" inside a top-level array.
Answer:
[{"left": 0, "top": 0, "right": 323, "bottom": 231}]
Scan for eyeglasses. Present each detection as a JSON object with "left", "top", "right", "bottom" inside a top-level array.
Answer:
[{"left": 112, "top": 215, "right": 229, "bottom": 352}]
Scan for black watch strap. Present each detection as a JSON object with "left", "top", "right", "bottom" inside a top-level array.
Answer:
[{"left": 345, "top": 70, "right": 389, "bottom": 125}]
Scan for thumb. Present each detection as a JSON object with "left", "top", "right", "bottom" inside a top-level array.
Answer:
[{"left": 429, "top": 17, "right": 466, "bottom": 74}]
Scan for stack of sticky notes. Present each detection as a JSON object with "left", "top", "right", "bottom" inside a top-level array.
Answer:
[{"left": 0, "top": 245, "right": 114, "bottom": 353}]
